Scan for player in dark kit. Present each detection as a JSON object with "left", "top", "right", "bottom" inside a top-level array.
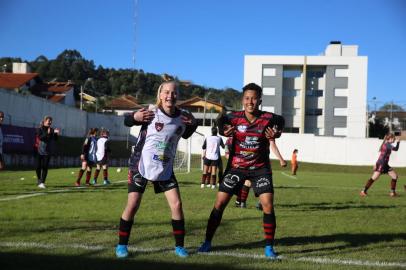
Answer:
[
  {"left": 198, "top": 83, "right": 284, "bottom": 259},
  {"left": 74, "top": 128, "right": 98, "bottom": 186},
  {"left": 360, "top": 133, "right": 400, "bottom": 197}
]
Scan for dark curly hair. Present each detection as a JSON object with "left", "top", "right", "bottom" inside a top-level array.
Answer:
[{"left": 242, "top": 83, "right": 262, "bottom": 99}]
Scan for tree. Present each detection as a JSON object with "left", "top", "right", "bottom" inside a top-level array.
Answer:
[{"left": 379, "top": 103, "right": 405, "bottom": 112}]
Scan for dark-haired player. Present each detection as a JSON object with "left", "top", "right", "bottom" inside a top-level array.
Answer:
[
  {"left": 201, "top": 126, "right": 224, "bottom": 189},
  {"left": 74, "top": 128, "right": 98, "bottom": 186},
  {"left": 0, "top": 111, "right": 4, "bottom": 170},
  {"left": 360, "top": 133, "right": 400, "bottom": 197},
  {"left": 198, "top": 82, "right": 284, "bottom": 259},
  {"left": 92, "top": 129, "right": 111, "bottom": 185}
]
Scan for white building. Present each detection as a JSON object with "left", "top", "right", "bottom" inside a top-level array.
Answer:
[{"left": 244, "top": 42, "right": 368, "bottom": 138}]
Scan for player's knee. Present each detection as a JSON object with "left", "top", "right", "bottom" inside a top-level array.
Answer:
[
  {"left": 261, "top": 202, "right": 273, "bottom": 213},
  {"left": 170, "top": 200, "right": 183, "bottom": 212}
]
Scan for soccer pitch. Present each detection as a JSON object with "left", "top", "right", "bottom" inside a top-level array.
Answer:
[{"left": 0, "top": 167, "right": 405, "bottom": 270}]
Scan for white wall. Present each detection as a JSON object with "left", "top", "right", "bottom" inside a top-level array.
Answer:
[
  {"left": 0, "top": 89, "right": 129, "bottom": 139},
  {"left": 176, "top": 127, "right": 405, "bottom": 167}
]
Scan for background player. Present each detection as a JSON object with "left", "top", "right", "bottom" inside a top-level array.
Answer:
[
  {"left": 201, "top": 126, "right": 224, "bottom": 189},
  {"left": 291, "top": 149, "right": 298, "bottom": 175},
  {"left": 74, "top": 128, "right": 98, "bottom": 186},
  {"left": 92, "top": 129, "right": 111, "bottom": 185},
  {"left": 34, "top": 116, "right": 59, "bottom": 188},
  {"left": 0, "top": 111, "right": 4, "bottom": 170},
  {"left": 360, "top": 133, "right": 400, "bottom": 197}
]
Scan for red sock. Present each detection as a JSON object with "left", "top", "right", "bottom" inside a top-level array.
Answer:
[
  {"left": 263, "top": 212, "right": 276, "bottom": 246},
  {"left": 240, "top": 185, "right": 250, "bottom": 203},
  {"left": 76, "top": 169, "right": 84, "bottom": 183},
  {"left": 85, "top": 171, "right": 91, "bottom": 184},
  {"left": 93, "top": 169, "right": 100, "bottom": 181},
  {"left": 391, "top": 179, "right": 397, "bottom": 191}
]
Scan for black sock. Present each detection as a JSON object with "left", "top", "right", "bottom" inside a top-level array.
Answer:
[
  {"left": 205, "top": 208, "right": 223, "bottom": 242},
  {"left": 240, "top": 185, "right": 250, "bottom": 203},
  {"left": 76, "top": 169, "right": 85, "bottom": 183},
  {"left": 263, "top": 212, "right": 276, "bottom": 246},
  {"left": 118, "top": 218, "right": 134, "bottom": 245},
  {"left": 172, "top": 219, "right": 185, "bottom": 247},
  {"left": 364, "top": 178, "right": 374, "bottom": 192}
]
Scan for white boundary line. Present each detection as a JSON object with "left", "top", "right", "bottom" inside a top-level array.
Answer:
[
  {"left": 0, "top": 180, "right": 128, "bottom": 202},
  {"left": 281, "top": 172, "right": 297, "bottom": 179},
  {"left": 0, "top": 241, "right": 405, "bottom": 268}
]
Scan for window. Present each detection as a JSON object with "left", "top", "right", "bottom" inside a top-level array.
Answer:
[
  {"left": 307, "top": 71, "right": 324, "bottom": 78},
  {"left": 334, "top": 108, "right": 347, "bottom": 116},
  {"left": 263, "top": 87, "right": 275, "bottom": 96},
  {"left": 334, "top": 88, "right": 348, "bottom": 97},
  {"left": 262, "top": 105, "right": 275, "bottom": 113},
  {"left": 263, "top": 68, "right": 276, "bottom": 76},
  {"left": 306, "top": 108, "right": 323, "bottom": 116},
  {"left": 283, "top": 89, "right": 299, "bottom": 97},
  {"left": 334, "top": 127, "right": 347, "bottom": 136},
  {"left": 306, "top": 90, "right": 323, "bottom": 97},
  {"left": 282, "top": 109, "right": 299, "bottom": 116},
  {"left": 284, "top": 127, "right": 300, "bottom": 133},
  {"left": 335, "top": 68, "right": 348, "bottom": 77},
  {"left": 283, "top": 70, "right": 301, "bottom": 78}
]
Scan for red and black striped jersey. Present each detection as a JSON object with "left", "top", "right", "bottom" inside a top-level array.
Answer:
[
  {"left": 377, "top": 142, "right": 399, "bottom": 165},
  {"left": 218, "top": 110, "right": 284, "bottom": 170}
]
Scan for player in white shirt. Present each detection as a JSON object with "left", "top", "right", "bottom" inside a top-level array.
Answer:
[
  {"left": 115, "top": 75, "right": 197, "bottom": 259},
  {"left": 201, "top": 127, "right": 224, "bottom": 188},
  {"left": 92, "top": 129, "right": 111, "bottom": 185}
]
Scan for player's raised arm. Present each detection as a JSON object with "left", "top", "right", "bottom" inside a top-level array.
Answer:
[{"left": 124, "top": 108, "right": 155, "bottom": 127}]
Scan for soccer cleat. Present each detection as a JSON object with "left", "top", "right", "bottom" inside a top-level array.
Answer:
[
  {"left": 115, "top": 244, "right": 128, "bottom": 258},
  {"left": 360, "top": 190, "right": 367, "bottom": 197},
  {"left": 235, "top": 200, "right": 241, "bottom": 207},
  {"left": 200, "top": 183, "right": 205, "bottom": 188},
  {"left": 240, "top": 202, "right": 247, "bottom": 208},
  {"left": 91, "top": 179, "right": 97, "bottom": 185},
  {"left": 264, "top": 245, "right": 278, "bottom": 259},
  {"left": 38, "top": 183, "right": 46, "bottom": 189},
  {"left": 206, "top": 184, "right": 211, "bottom": 188},
  {"left": 197, "top": 240, "right": 212, "bottom": 252},
  {"left": 74, "top": 182, "right": 80, "bottom": 187},
  {"left": 103, "top": 179, "right": 111, "bottom": 185},
  {"left": 211, "top": 185, "right": 216, "bottom": 189},
  {"left": 174, "top": 246, "right": 189, "bottom": 258},
  {"left": 389, "top": 191, "right": 397, "bottom": 197}
]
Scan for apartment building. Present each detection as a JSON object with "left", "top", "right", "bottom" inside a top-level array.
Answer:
[{"left": 244, "top": 42, "right": 368, "bottom": 137}]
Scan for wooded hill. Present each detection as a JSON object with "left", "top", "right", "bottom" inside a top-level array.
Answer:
[{"left": 0, "top": 50, "right": 242, "bottom": 109}]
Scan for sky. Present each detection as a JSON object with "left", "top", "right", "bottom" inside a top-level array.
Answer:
[{"left": 0, "top": 0, "right": 405, "bottom": 108}]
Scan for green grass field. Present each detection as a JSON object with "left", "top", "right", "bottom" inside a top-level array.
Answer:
[{"left": 0, "top": 165, "right": 405, "bottom": 270}]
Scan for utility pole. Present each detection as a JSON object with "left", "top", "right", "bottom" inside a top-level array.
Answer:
[
  {"left": 80, "top": 85, "right": 83, "bottom": 110},
  {"left": 389, "top": 101, "right": 393, "bottom": 133}
]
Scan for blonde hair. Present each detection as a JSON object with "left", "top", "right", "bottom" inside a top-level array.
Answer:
[
  {"left": 155, "top": 74, "right": 178, "bottom": 107},
  {"left": 41, "top": 116, "right": 53, "bottom": 127},
  {"left": 379, "top": 133, "right": 395, "bottom": 151}
]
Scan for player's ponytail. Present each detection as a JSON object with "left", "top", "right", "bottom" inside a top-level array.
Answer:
[
  {"left": 379, "top": 133, "right": 395, "bottom": 151},
  {"left": 155, "top": 74, "right": 178, "bottom": 107}
]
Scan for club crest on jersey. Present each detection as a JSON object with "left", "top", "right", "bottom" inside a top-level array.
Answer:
[
  {"left": 237, "top": 125, "right": 247, "bottom": 132},
  {"left": 155, "top": 122, "right": 164, "bottom": 132}
]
